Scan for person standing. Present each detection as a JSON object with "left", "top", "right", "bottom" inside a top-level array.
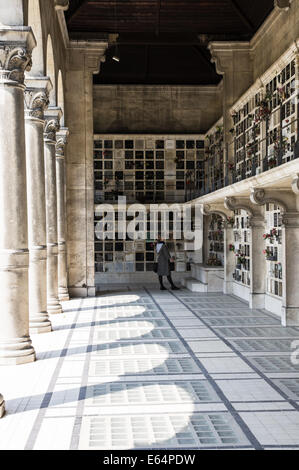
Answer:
[{"left": 156, "top": 239, "right": 180, "bottom": 291}]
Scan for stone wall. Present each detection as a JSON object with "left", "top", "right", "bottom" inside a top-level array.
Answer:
[{"left": 93, "top": 84, "right": 222, "bottom": 135}]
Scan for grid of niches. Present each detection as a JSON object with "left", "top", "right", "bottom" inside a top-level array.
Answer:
[
  {"left": 233, "top": 91, "right": 262, "bottom": 180},
  {"left": 265, "top": 203, "right": 283, "bottom": 298},
  {"left": 207, "top": 214, "right": 224, "bottom": 267},
  {"left": 232, "top": 210, "right": 251, "bottom": 287},
  {"left": 204, "top": 122, "right": 224, "bottom": 192},
  {"left": 94, "top": 210, "right": 192, "bottom": 274},
  {"left": 266, "top": 60, "right": 297, "bottom": 167},
  {"left": 93, "top": 135, "right": 205, "bottom": 204}
]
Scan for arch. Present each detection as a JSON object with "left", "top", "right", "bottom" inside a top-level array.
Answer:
[
  {"left": 57, "top": 70, "right": 65, "bottom": 126},
  {"left": 46, "top": 34, "right": 56, "bottom": 106},
  {"left": 27, "top": 0, "right": 45, "bottom": 76}
]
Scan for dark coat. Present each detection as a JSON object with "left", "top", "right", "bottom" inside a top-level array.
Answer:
[{"left": 157, "top": 243, "right": 171, "bottom": 276}]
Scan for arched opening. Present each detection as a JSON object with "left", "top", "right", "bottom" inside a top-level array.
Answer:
[
  {"left": 57, "top": 70, "right": 65, "bottom": 126},
  {"left": 46, "top": 34, "right": 56, "bottom": 106},
  {"left": 27, "top": 0, "right": 44, "bottom": 76}
]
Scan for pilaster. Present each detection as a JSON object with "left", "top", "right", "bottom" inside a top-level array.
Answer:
[{"left": 66, "top": 41, "right": 108, "bottom": 298}]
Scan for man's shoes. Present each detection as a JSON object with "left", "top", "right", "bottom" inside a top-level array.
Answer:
[
  {"left": 160, "top": 286, "right": 167, "bottom": 291},
  {"left": 171, "top": 286, "right": 180, "bottom": 290}
]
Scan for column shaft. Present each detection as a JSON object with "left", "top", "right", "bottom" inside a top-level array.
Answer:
[
  {"left": 25, "top": 78, "right": 52, "bottom": 333},
  {"left": 44, "top": 109, "right": 62, "bottom": 314},
  {"left": 249, "top": 219, "right": 266, "bottom": 309},
  {"left": 223, "top": 224, "right": 235, "bottom": 294},
  {"left": 282, "top": 214, "right": 299, "bottom": 326},
  {"left": 0, "top": 28, "right": 36, "bottom": 364},
  {"left": 56, "top": 129, "right": 70, "bottom": 301}
]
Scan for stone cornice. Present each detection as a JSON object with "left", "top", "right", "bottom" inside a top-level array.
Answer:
[
  {"left": 208, "top": 41, "right": 251, "bottom": 76},
  {"left": 69, "top": 40, "right": 108, "bottom": 74}
]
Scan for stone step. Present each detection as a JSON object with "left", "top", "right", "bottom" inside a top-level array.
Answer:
[{"left": 181, "top": 278, "right": 208, "bottom": 293}]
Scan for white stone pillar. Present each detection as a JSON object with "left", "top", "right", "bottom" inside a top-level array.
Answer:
[
  {"left": 24, "top": 77, "right": 52, "bottom": 333},
  {"left": 56, "top": 128, "right": 70, "bottom": 301},
  {"left": 0, "top": 28, "right": 36, "bottom": 365},
  {"left": 0, "top": 394, "right": 4, "bottom": 418},
  {"left": 281, "top": 212, "right": 299, "bottom": 326},
  {"left": 223, "top": 222, "right": 235, "bottom": 295},
  {"left": 44, "top": 107, "right": 63, "bottom": 314},
  {"left": 249, "top": 215, "right": 266, "bottom": 309}
]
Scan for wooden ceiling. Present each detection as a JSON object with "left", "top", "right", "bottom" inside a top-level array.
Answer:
[{"left": 65, "top": 0, "right": 274, "bottom": 85}]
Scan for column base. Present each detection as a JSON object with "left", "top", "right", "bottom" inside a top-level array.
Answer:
[
  {"left": 0, "top": 336, "right": 36, "bottom": 365},
  {"left": 281, "top": 307, "right": 299, "bottom": 326},
  {"left": 249, "top": 293, "right": 265, "bottom": 309},
  {"left": 58, "top": 288, "right": 70, "bottom": 302},
  {"left": 68, "top": 286, "right": 95, "bottom": 298},
  {"left": 30, "top": 312, "right": 52, "bottom": 334},
  {"left": 0, "top": 395, "right": 5, "bottom": 418},
  {"left": 47, "top": 296, "right": 62, "bottom": 314},
  {"left": 223, "top": 280, "right": 233, "bottom": 295}
]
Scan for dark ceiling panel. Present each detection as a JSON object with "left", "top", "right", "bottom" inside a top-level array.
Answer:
[{"left": 65, "top": 0, "right": 274, "bottom": 85}]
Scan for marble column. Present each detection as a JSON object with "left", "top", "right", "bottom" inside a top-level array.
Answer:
[
  {"left": 0, "top": 28, "right": 36, "bottom": 365},
  {"left": 56, "top": 128, "right": 70, "bottom": 301},
  {"left": 44, "top": 107, "right": 63, "bottom": 314},
  {"left": 249, "top": 216, "right": 266, "bottom": 309},
  {"left": 281, "top": 212, "right": 299, "bottom": 326},
  {"left": 24, "top": 77, "right": 52, "bottom": 333},
  {"left": 0, "top": 394, "right": 4, "bottom": 418},
  {"left": 223, "top": 223, "right": 235, "bottom": 295}
]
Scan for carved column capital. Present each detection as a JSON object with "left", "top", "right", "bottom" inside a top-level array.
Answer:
[
  {"left": 54, "top": 0, "right": 69, "bottom": 10},
  {"left": 224, "top": 196, "right": 264, "bottom": 226},
  {"left": 250, "top": 187, "right": 297, "bottom": 213},
  {"left": 24, "top": 77, "right": 52, "bottom": 121},
  {"left": 0, "top": 28, "right": 36, "bottom": 85},
  {"left": 44, "top": 107, "right": 62, "bottom": 144},
  {"left": 56, "top": 128, "right": 69, "bottom": 158}
]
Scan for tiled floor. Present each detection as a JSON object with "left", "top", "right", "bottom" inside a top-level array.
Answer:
[{"left": 0, "top": 286, "right": 299, "bottom": 450}]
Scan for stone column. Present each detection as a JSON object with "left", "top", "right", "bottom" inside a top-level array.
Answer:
[
  {"left": 281, "top": 212, "right": 299, "bottom": 326},
  {"left": 0, "top": 394, "right": 4, "bottom": 418},
  {"left": 223, "top": 222, "right": 235, "bottom": 295},
  {"left": 0, "top": 28, "right": 36, "bottom": 365},
  {"left": 44, "top": 107, "right": 63, "bottom": 314},
  {"left": 24, "top": 77, "right": 52, "bottom": 333},
  {"left": 249, "top": 215, "right": 266, "bottom": 309},
  {"left": 56, "top": 128, "right": 70, "bottom": 301}
]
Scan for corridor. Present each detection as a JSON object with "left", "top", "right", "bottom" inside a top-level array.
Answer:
[{"left": 0, "top": 287, "right": 299, "bottom": 450}]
